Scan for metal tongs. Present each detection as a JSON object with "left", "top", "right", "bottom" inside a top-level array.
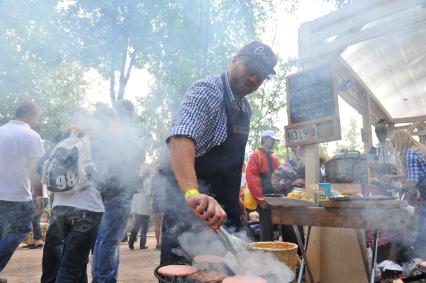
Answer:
[{"left": 216, "top": 227, "right": 249, "bottom": 255}]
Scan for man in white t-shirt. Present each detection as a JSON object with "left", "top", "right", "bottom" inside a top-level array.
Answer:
[{"left": 0, "top": 102, "right": 44, "bottom": 277}]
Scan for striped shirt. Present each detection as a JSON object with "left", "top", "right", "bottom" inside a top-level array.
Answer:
[
  {"left": 405, "top": 147, "right": 426, "bottom": 182},
  {"left": 168, "top": 73, "right": 251, "bottom": 157}
]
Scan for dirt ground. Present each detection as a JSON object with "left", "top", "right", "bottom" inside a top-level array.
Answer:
[{"left": 1, "top": 232, "right": 160, "bottom": 283}]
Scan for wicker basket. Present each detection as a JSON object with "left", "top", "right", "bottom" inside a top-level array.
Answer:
[{"left": 249, "top": 242, "right": 299, "bottom": 274}]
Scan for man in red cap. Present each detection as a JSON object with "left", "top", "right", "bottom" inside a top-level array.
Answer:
[{"left": 160, "top": 41, "right": 278, "bottom": 264}]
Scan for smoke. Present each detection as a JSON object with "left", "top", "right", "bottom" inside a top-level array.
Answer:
[
  {"left": 224, "top": 250, "right": 294, "bottom": 283},
  {"left": 177, "top": 228, "right": 295, "bottom": 283},
  {"left": 36, "top": 103, "right": 147, "bottom": 199}
]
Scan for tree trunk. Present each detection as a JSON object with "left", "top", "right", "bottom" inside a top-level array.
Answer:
[
  {"left": 110, "top": 51, "right": 117, "bottom": 105},
  {"left": 117, "top": 48, "right": 137, "bottom": 101}
]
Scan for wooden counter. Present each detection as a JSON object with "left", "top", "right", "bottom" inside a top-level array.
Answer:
[
  {"left": 271, "top": 206, "right": 410, "bottom": 230},
  {"left": 270, "top": 205, "right": 410, "bottom": 283}
]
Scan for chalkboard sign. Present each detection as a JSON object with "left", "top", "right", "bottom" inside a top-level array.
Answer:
[{"left": 287, "top": 65, "right": 335, "bottom": 124}]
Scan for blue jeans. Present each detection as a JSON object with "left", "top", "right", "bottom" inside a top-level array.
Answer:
[
  {"left": 0, "top": 200, "right": 34, "bottom": 271},
  {"left": 92, "top": 192, "right": 132, "bottom": 283}
]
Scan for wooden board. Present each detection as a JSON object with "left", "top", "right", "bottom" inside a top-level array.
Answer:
[
  {"left": 285, "top": 117, "right": 341, "bottom": 146},
  {"left": 265, "top": 196, "right": 314, "bottom": 207},
  {"left": 271, "top": 206, "right": 410, "bottom": 230},
  {"left": 320, "top": 199, "right": 406, "bottom": 209},
  {"left": 320, "top": 228, "right": 368, "bottom": 283}
]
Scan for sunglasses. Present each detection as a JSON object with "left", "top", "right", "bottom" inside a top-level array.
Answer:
[{"left": 239, "top": 56, "right": 271, "bottom": 81}]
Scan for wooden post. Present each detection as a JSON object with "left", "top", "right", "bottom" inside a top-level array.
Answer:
[
  {"left": 362, "top": 92, "right": 373, "bottom": 154},
  {"left": 304, "top": 144, "right": 321, "bottom": 283},
  {"left": 299, "top": 22, "right": 322, "bottom": 283}
]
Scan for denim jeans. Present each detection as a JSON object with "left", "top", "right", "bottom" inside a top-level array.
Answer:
[
  {"left": 128, "top": 214, "right": 150, "bottom": 249},
  {"left": 0, "top": 200, "right": 34, "bottom": 271},
  {"left": 41, "top": 206, "right": 102, "bottom": 283},
  {"left": 92, "top": 192, "right": 132, "bottom": 283},
  {"left": 32, "top": 198, "right": 49, "bottom": 240}
]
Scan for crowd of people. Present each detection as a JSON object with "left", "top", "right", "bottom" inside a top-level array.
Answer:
[{"left": 1, "top": 40, "right": 426, "bottom": 283}]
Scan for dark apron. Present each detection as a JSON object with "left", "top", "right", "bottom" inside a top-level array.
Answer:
[
  {"left": 259, "top": 148, "right": 274, "bottom": 195},
  {"left": 160, "top": 73, "right": 250, "bottom": 265}
]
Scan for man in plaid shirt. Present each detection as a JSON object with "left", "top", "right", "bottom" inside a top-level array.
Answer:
[
  {"left": 161, "top": 41, "right": 278, "bottom": 264},
  {"left": 390, "top": 130, "right": 426, "bottom": 258},
  {"left": 406, "top": 148, "right": 426, "bottom": 183}
]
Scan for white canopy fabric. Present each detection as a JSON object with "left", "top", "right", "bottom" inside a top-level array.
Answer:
[{"left": 341, "top": 7, "right": 426, "bottom": 120}]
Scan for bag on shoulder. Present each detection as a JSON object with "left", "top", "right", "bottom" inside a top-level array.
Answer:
[
  {"left": 243, "top": 188, "right": 257, "bottom": 210},
  {"left": 41, "top": 132, "right": 96, "bottom": 195}
]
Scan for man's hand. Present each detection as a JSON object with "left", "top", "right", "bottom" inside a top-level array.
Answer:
[
  {"left": 186, "top": 193, "right": 227, "bottom": 230},
  {"left": 257, "top": 197, "right": 268, "bottom": 209},
  {"left": 34, "top": 197, "right": 44, "bottom": 217}
]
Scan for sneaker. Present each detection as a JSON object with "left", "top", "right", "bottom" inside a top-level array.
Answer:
[
  {"left": 128, "top": 243, "right": 134, "bottom": 250},
  {"left": 29, "top": 243, "right": 44, "bottom": 249},
  {"left": 140, "top": 246, "right": 148, "bottom": 250},
  {"left": 155, "top": 244, "right": 161, "bottom": 250},
  {"left": 0, "top": 277, "right": 7, "bottom": 283}
]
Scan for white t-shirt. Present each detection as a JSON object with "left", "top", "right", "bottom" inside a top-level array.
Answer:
[
  {"left": 52, "top": 187, "right": 105, "bottom": 213},
  {"left": 131, "top": 179, "right": 152, "bottom": 216},
  {"left": 0, "top": 120, "right": 44, "bottom": 202}
]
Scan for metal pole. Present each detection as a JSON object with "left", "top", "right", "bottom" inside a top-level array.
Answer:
[
  {"left": 297, "top": 226, "right": 312, "bottom": 283},
  {"left": 370, "top": 231, "right": 379, "bottom": 283},
  {"left": 293, "top": 225, "right": 314, "bottom": 283}
]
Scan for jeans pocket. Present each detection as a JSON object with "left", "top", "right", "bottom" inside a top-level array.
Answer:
[
  {"left": 70, "top": 210, "right": 100, "bottom": 233},
  {"left": 73, "top": 218, "right": 94, "bottom": 233}
]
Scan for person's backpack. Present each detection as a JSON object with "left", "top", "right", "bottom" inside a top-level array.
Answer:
[{"left": 41, "top": 132, "right": 96, "bottom": 195}]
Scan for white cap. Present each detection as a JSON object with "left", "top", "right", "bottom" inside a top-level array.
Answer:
[{"left": 261, "top": 130, "right": 280, "bottom": 140}]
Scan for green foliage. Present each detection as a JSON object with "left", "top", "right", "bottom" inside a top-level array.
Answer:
[
  {"left": 273, "top": 143, "right": 293, "bottom": 163},
  {"left": 0, "top": 0, "right": 88, "bottom": 139},
  {"left": 334, "top": 118, "right": 362, "bottom": 154},
  {"left": 132, "top": 0, "right": 274, "bottom": 154}
]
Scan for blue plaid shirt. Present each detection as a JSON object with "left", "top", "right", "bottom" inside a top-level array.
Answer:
[
  {"left": 405, "top": 148, "right": 426, "bottom": 182},
  {"left": 168, "top": 73, "right": 251, "bottom": 157}
]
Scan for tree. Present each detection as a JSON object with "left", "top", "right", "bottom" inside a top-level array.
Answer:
[
  {"left": 58, "top": 0, "right": 273, "bottom": 106},
  {"left": 0, "top": 0, "right": 88, "bottom": 139},
  {"left": 334, "top": 118, "right": 362, "bottom": 154},
  {"left": 132, "top": 0, "right": 274, "bottom": 153}
]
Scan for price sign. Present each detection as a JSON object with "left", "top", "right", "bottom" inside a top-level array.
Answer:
[{"left": 285, "top": 119, "right": 339, "bottom": 147}]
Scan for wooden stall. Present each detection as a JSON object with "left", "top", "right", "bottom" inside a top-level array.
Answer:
[{"left": 281, "top": 1, "right": 426, "bottom": 282}]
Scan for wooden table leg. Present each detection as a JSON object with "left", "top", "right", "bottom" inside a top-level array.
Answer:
[
  {"left": 293, "top": 225, "right": 314, "bottom": 283},
  {"left": 297, "top": 226, "right": 312, "bottom": 283},
  {"left": 357, "top": 229, "right": 370, "bottom": 282}
]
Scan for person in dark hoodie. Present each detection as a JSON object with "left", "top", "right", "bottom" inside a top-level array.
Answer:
[{"left": 91, "top": 102, "right": 144, "bottom": 283}]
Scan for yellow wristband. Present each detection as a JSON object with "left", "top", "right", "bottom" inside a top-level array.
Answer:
[{"left": 185, "top": 188, "right": 200, "bottom": 200}]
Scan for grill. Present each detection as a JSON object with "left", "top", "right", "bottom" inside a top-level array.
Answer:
[{"left": 154, "top": 264, "right": 226, "bottom": 283}]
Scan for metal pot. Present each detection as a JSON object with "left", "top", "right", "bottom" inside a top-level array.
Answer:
[{"left": 325, "top": 150, "right": 368, "bottom": 183}]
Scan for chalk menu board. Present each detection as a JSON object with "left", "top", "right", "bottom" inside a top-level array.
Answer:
[{"left": 287, "top": 65, "right": 335, "bottom": 125}]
